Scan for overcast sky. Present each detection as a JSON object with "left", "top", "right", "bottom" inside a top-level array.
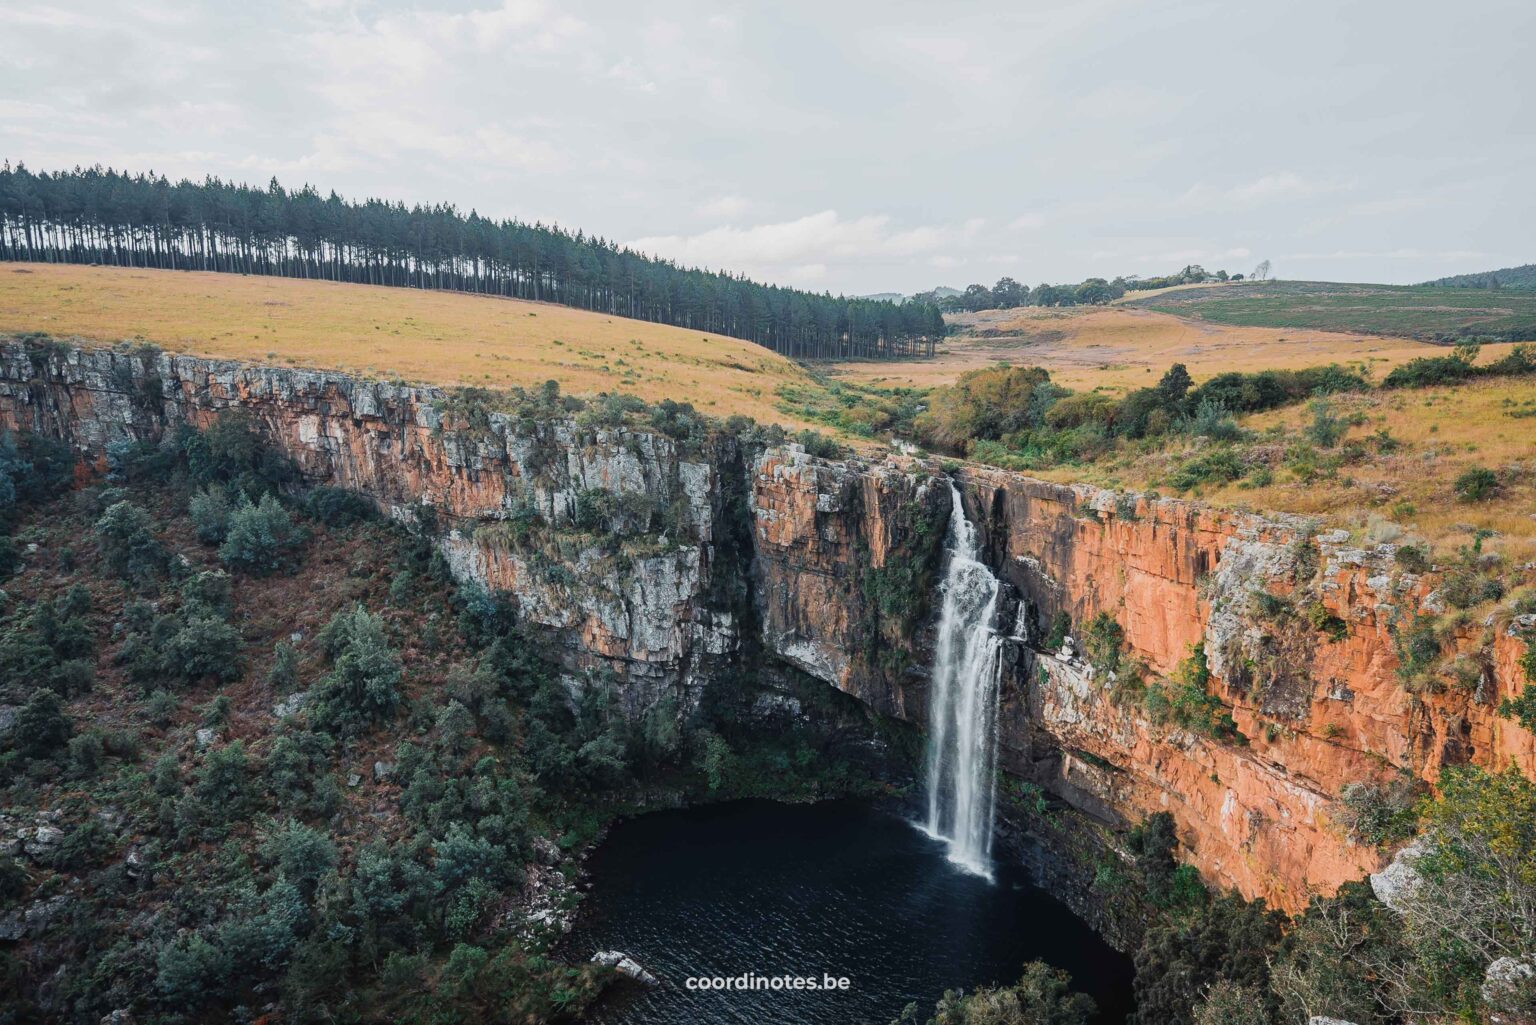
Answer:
[{"left": 2, "top": 0, "right": 1531, "bottom": 295}]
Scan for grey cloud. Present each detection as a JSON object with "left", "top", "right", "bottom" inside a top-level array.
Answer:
[{"left": 0, "top": 0, "right": 1530, "bottom": 292}]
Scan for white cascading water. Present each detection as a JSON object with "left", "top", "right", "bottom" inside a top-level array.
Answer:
[{"left": 922, "top": 482, "right": 1005, "bottom": 880}]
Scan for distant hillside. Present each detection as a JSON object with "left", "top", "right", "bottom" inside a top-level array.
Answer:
[
  {"left": 1421, "top": 263, "right": 1536, "bottom": 290},
  {"left": 0, "top": 263, "right": 835, "bottom": 430},
  {"left": 0, "top": 166, "right": 942, "bottom": 360},
  {"left": 1124, "top": 279, "right": 1536, "bottom": 343}
]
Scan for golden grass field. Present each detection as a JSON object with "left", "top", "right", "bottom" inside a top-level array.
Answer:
[
  {"left": 0, "top": 262, "right": 825, "bottom": 430},
  {"left": 1022, "top": 374, "right": 1536, "bottom": 561},
  {"left": 830, "top": 304, "right": 1522, "bottom": 394},
  {"left": 3, "top": 262, "right": 1532, "bottom": 555}
]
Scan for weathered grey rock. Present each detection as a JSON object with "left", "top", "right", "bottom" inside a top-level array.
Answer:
[
  {"left": 346, "top": 772, "right": 362, "bottom": 788},
  {"left": 272, "top": 691, "right": 307, "bottom": 718},
  {"left": 372, "top": 760, "right": 394, "bottom": 782},
  {"left": 1369, "top": 838, "right": 1425, "bottom": 913},
  {"left": 1483, "top": 956, "right": 1536, "bottom": 1023},
  {"left": 194, "top": 728, "right": 217, "bottom": 749},
  {"left": 592, "top": 950, "right": 660, "bottom": 987},
  {"left": 1309, "top": 1018, "right": 1362, "bottom": 1025},
  {"left": 22, "top": 825, "right": 63, "bottom": 859},
  {"left": 532, "top": 836, "right": 562, "bottom": 866},
  {"left": 124, "top": 848, "right": 146, "bottom": 879},
  {"left": 0, "top": 895, "right": 70, "bottom": 939}
]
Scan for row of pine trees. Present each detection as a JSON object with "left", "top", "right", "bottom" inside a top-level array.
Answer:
[{"left": 0, "top": 164, "right": 943, "bottom": 360}]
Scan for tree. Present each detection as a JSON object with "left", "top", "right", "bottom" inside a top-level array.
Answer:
[
  {"left": 13, "top": 688, "right": 72, "bottom": 760},
  {"left": 0, "top": 164, "right": 943, "bottom": 360},
  {"left": 218, "top": 493, "right": 304, "bottom": 574},
  {"left": 1251, "top": 259, "right": 1272, "bottom": 282},
  {"left": 95, "top": 500, "right": 165, "bottom": 583},
  {"left": 991, "top": 277, "right": 1028, "bottom": 309},
  {"left": 310, "top": 606, "right": 402, "bottom": 734},
  {"left": 261, "top": 819, "right": 338, "bottom": 898},
  {"left": 902, "top": 961, "right": 1095, "bottom": 1024},
  {"left": 1157, "top": 364, "right": 1193, "bottom": 402}
]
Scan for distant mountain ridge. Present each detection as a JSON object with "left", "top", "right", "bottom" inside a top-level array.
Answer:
[{"left": 1421, "top": 263, "right": 1536, "bottom": 290}]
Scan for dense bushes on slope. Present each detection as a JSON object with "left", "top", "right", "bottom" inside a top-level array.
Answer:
[{"left": 0, "top": 414, "right": 890, "bottom": 1024}]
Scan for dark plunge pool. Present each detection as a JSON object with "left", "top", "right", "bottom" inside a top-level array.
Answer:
[{"left": 567, "top": 799, "right": 1134, "bottom": 1025}]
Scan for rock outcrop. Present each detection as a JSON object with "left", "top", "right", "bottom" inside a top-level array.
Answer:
[{"left": 2, "top": 338, "right": 1533, "bottom": 912}]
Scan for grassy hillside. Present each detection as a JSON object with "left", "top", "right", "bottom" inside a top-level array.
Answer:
[
  {"left": 1422, "top": 263, "right": 1536, "bottom": 290},
  {"left": 0, "top": 263, "right": 826, "bottom": 430},
  {"left": 831, "top": 305, "right": 1489, "bottom": 395},
  {"left": 1124, "top": 279, "right": 1536, "bottom": 342}
]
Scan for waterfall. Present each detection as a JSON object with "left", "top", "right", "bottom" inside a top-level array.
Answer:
[{"left": 922, "top": 482, "right": 1005, "bottom": 880}]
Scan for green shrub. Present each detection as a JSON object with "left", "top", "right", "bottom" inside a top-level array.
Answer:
[
  {"left": 1383, "top": 354, "right": 1478, "bottom": 389},
  {"left": 156, "top": 932, "right": 233, "bottom": 1007},
  {"left": 1304, "top": 398, "right": 1346, "bottom": 448},
  {"left": 160, "top": 613, "right": 243, "bottom": 685},
  {"left": 145, "top": 690, "right": 179, "bottom": 727},
  {"left": 1303, "top": 601, "right": 1349, "bottom": 641},
  {"left": 900, "top": 961, "right": 1095, "bottom": 1025},
  {"left": 305, "top": 486, "right": 376, "bottom": 527},
  {"left": 188, "top": 486, "right": 232, "bottom": 544},
  {"left": 182, "top": 409, "right": 296, "bottom": 495},
  {"left": 1043, "top": 611, "right": 1072, "bottom": 651},
  {"left": 1336, "top": 776, "right": 1422, "bottom": 845},
  {"left": 1166, "top": 450, "right": 1247, "bottom": 492},
  {"left": 95, "top": 500, "right": 166, "bottom": 583},
  {"left": 0, "top": 585, "right": 97, "bottom": 696},
  {"left": 261, "top": 819, "right": 338, "bottom": 896},
  {"left": 67, "top": 730, "right": 105, "bottom": 777},
  {"left": 795, "top": 429, "right": 845, "bottom": 459},
  {"left": 1190, "top": 398, "right": 1242, "bottom": 442},
  {"left": 192, "top": 741, "right": 253, "bottom": 822},
  {"left": 1497, "top": 684, "right": 1536, "bottom": 731},
  {"left": 1394, "top": 544, "right": 1431, "bottom": 573},
  {"left": 12, "top": 688, "right": 71, "bottom": 760},
  {"left": 1082, "top": 612, "right": 1124, "bottom": 673},
  {"left": 310, "top": 606, "right": 402, "bottom": 735},
  {"left": 269, "top": 640, "right": 300, "bottom": 692},
  {"left": 1132, "top": 893, "right": 1284, "bottom": 1025},
  {"left": 1452, "top": 466, "right": 1499, "bottom": 502},
  {"left": 219, "top": 493, "right": 304, "bottom": 574}
]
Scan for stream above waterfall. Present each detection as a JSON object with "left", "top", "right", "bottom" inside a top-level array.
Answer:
[{"left": 568, "top": 799, "right": 1134, "bottom": 1025}]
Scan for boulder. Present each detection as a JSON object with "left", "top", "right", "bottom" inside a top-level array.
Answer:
[
  {"left": 272, "top": 691, "right": 307, "bottom": 718},
  {"left": 1483, "top": 956, "right": 1536, "bottom": 1024},
  {"left": 532, "top": 836, "right": 562, "bottom": 866},
  {"left": 592, "top": 950, "right": 659, "bottom": 987},
  {"left": 23, "top": 825, "right": 63, "bottom": 860},
  {"left": 1369, "top": 838, "right": 1425, "bottom": 913}
]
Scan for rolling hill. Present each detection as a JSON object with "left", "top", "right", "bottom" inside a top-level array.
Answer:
[
  {"left": 1122, "top": 279, "right": 1536, "bottom": 342},
  {"left": 1421, "top": 263, "right": 1536, "bottom": 290},
  {"left": 0, "top": 263, "right": 829, "bottom": 429}
]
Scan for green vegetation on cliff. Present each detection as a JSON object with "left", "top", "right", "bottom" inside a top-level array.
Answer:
[{"left": 0, "top": 414, "right": 900, "bottom": 1024}]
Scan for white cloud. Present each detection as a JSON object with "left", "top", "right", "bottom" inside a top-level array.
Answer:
[
  {"left": 1177, "top": 173, "right": 1354, "bottom": 211},
  {"left": 607, "top": 57, "right": 657, "bottom": 94},
  {"left": 628, "top": 210, "right": 981, "bottom": 271},
  {"left": 696, "top": 195, "right": 752, "bottom": 219}
]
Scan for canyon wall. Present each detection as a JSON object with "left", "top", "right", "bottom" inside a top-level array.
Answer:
[{"left": 2, "top": 339, "right": 1533, "bottom": 912}]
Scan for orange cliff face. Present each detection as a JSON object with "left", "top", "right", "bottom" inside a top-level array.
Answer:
[{"left": 1, "top": 339, "right": 1532, "bottom": 913}]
